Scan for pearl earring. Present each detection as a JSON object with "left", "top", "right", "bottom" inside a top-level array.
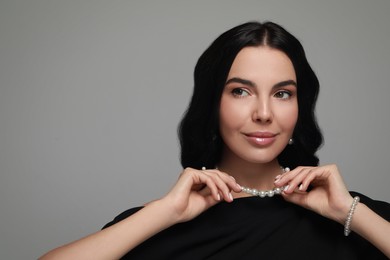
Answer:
[{"left": 288, "top": 138, "right": 294, "bottom": 145}]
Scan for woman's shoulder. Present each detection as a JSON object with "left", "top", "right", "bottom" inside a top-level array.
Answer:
[
  {"left": 350, "top": 191, "right": 390, "bottom": 220},
  {"left": 102, "top": 206, "right": 144, "bottom": 229}
]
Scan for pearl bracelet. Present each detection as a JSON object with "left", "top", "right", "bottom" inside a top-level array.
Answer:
[{"left": 344, "top": 196, "right": 360, "bottom": 236}]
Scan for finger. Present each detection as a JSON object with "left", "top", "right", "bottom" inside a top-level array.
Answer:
[
  {"left": 176, "top": 168, "right": 221, "bottom": 202},
  {"left": 274, "top": 166, "right": 302, "bottom": 186},
  {"left": 195, "top": 172, "right": 224, "bottom": 201},
  {"left": 290, "top": 168, "right": 315, "bottom": 193},
  {"left": 278, "top": 167, "right": 312, "bottom": 194},
  {"left": 298, "top": 168, "right": 323, "bottom": 192},
  {"left": 200, "top": 169, "right": 235, "bottom": 202},
  {"left": 205, "top": 168, "right": 242, "bottom": 192}
]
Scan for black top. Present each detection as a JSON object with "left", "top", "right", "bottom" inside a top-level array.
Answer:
[{"left": 103, "top": 192, "right": 390, "bottom": 259}]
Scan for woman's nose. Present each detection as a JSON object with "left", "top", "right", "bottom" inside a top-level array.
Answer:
[{"left": 252, "top": 99, "right": 273, "bottom": 123}]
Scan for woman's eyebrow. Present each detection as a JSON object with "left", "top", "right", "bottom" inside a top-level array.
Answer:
[
  {"left": 225, "top": 77, "right": 256, "bottom": 87},
  {"left": 273, "top": 80, "right": 297, "bottom": 88},
  {"left": 225, "top": 77, "right": 297, "bottom": 89}
]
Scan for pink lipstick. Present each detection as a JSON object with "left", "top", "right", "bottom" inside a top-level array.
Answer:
[{"left": 244, "top": 132, "right": 277, "bottom": 146}]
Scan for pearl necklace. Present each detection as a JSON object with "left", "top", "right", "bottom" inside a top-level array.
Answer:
[{"left": 240, "top": 167, "right": 290, "bottom": 198}]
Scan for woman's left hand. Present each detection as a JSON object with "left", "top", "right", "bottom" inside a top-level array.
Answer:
[{"left": 274, "top": 164, "right": 353, "bottom": 224}]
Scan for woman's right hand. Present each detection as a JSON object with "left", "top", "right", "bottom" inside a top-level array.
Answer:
[
  {"left": 160, "top": 167, "right": 242, "bottom": 223},
  {"left": 39, "top": 168, "right": 241, "bottom": 260}
]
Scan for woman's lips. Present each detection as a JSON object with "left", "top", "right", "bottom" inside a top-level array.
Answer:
[{"left": 244, "top": 132, "right": 277, "bottom": 146}]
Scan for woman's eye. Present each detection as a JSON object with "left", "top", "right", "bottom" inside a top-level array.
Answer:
[
  {"left": 232, "top": 88, "right": 250, "bottom": 97},
  {"left": 274, "top": 90, "right": 291, "bottom": 99}
]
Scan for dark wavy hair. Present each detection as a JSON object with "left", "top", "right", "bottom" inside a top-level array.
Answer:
[{"left": 178, "top": 21, "right": 323, "bottom": 170}]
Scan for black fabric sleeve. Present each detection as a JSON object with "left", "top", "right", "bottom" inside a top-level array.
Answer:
[
  {"left": 102, "top": 206, "right": 144, "bottom": 230},
  {"left": 350, "top": 191, "right": 390, "bottom": 220}
]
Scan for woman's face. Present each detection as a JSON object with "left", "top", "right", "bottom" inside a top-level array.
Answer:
[{"left": 219, "top": 46, "right": 298, "bottom": 164}]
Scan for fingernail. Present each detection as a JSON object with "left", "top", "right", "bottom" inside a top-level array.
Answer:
[
  {"left": 275, "top": 174, "right": 281, "bottom": 180},
  {"left": 236, "top": 183, "right": 242, "bottom": 190},
  {"left": 217, "top": 193, "right": 221, "bottom": 201},
  {"left": 229, "top": 193, "right": 233, "bottom": 201},
  {"left": 284, "top": 185, "right": 290, "bottom": 192},
  {"left": 299, "top": 184, "right": 303, "bottom": 191}
]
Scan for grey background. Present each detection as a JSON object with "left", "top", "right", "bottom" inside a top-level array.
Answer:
[{"left": 1, "top": 0, "right": 389, "bottom": 259}]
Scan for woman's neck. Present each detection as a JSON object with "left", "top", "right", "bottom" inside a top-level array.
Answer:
[
  {"left": 218, "top": 160, "right": 282, "bottom": 188},
  {"left": 217, "top": 151, "right": 284, "bottom": 197}
]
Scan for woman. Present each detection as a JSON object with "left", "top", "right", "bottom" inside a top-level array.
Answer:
[{"left": 40, "top": 21, "right": 390, "bottom": 259}]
